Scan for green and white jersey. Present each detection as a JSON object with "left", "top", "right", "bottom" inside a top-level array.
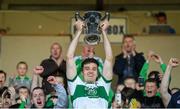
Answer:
[{"left": 68, "top": 75, "right": 111, "bottom": 109}]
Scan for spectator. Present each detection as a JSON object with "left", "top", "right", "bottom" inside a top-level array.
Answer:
[
  {"left": 9, "top": 86, "right": 30, "bottom": 108},
  {"left": 34, "top": 42, "right": 66, "bottom": 95},
  {"left": 0, "top": 70, "right": 8, "bottom": 108},
  {"left": 156, "top": 12, "right": 176, "bottom": 34},
  {"left": 123, "top": 76, "right": 136, "bottom": 90},
  {"left": 66, "top": 19, "right": 113, "bottom": 108},
  {"left": 9, "top": 61, "right": 32, "bottom": 90},
  {"left": 171, "top": 88, "right": 180, "bottom": 95},
  {"left": 17, "top": 86, "right": 30, "bottom": 107},
  {"left": 121, "top": 87, "right": 141, "bottom": 108},
  {"left": 140, "top": 79, "right": 164, "bottom": 108},
  {"left": 46, "top": 76, "right": 67, "bottom": 108},
  {"left": 140, "top": 51, "right": 166, "bottom": 82},
  {"left": 1, "top": 92, "right": 12, "bottom": 108},
  {"left": 22, "top": 76, "right": 67, "bottom": 108},
  {"left": 160, "top": 58, "right": 179, "bottom": 108},
  {"left": 113, "top": 35, "right": 145, "bottom": 84},
  {"left": 1, "top": 87, "right": 16, "bottom": 108},
  {"left": 115, "top": 77, "right": 143, "bottom": 108},
  {"left": 30, "top": 87, "right": 49, "bottom": 108},
  {"left": 0, "top": 70, "right": 8, "bottom": 97},
  {"left": 46, "top": 74, "right": 67, "bottom": 107},
  {"left": 139, "top": 51, "right": 172, "bottom": 97}
]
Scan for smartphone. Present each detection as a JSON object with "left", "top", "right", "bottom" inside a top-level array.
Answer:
[
  {"left": 138, "top": 77, "right": 144, "bottom": 87},
  {"left": 115, "top": 93, "right": 122, "bottom": 105}
]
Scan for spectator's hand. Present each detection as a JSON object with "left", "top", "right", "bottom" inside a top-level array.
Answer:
[
  {"left": 20, "top": 94, "right": 26, "bottom": 102},
  {"left": 136, "top": 83, "right": 144, "bottom": 91},
  {"left": 116, "top": 84, "right": 125, "bottom": 93},
  {"left": 152, "top": 54, "right": 163, "bottom": 64},
  {"left": 122, "top": 45, "right": 128, "bottom": 58},
  {"left": 132, "top": 44, "right": 136, "bottom": 56},
  {"left": 47, "top": 76, "right": 58, "bottom": 85},
  {"left": 100, "top": 19, "right": 109, "bottom": 32},
  {"left": 112, "top": 100, "right": 121, "bottom": 109},
  {"left": 74, "top": 20, "right": 85, "bottom": 32},
  {"left": 33, "top": 66, "right": 44, "bottom": 75},
  {"left": 168, "top": 58, "right": 179, "bottom": 67},
  {"left": 158, "top": 73, "right": 164, "bottom": 81},
  {"left": 147, "top": 50, "right": 155, "bottom": 61}
]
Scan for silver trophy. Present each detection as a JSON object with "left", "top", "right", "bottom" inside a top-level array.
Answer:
[{"left": 75, "top": 11, "right": 110, "bottom": 45}]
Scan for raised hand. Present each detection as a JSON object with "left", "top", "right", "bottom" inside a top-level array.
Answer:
[
  {"left": 19, "top": 94, "right": 26, "bottom": 102},
  {"left": 122, "top": 45, "right": 128, "bottom": 58},
  {"left": 100, "top": 19, "right": 109, "bottom": 32},
  {"left": 33, "top": 66, "right": 44, "bottom": 75},
  {"left": 147, "top": 50, "right": 155, "bottom": 61},
  {"left": 168, "top": 58, "right": 179, "bottom": 67},
  {"left": 152, "top": 54, "right": 163, "bottom": 64},
  {"left": 132, "top": 44, "right": 136, "bottom": 56},
  {"left": 158, "top": 73, "right": 164, "bottom": 81},
  {"left": 74, "top": 20, "right": 85, "bottom": 32},
  {"left": 47, "top": 76, "right": 58, "bottom": 85}
]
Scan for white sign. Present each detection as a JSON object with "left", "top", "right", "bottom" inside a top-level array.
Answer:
[{"left": 71, "top": 17, "right": 127, "bottom": 43}]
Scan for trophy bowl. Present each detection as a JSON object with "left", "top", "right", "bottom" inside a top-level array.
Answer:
[{"left": 75, "top": 11, "right": 110, "bottom": 45}]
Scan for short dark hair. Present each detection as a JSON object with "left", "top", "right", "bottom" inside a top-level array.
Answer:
[
  {"left": 156, "top": 12, "right": 167, "bottom": 19},
  {"left": 171, "top": 88, "right": 180, "bottom": 92},
  {"left": 148, "top": 71, "right": 161, "bottom": 87},
  {"left": 31, "top": 87, "right": 45, "bottom": 98},
  {"left": 17, "top": 86, "right": 30, "bottom": 95},
  {"left": 122, "top": 34, "right": 135, "bottom": 43},
  {"left": 0, "top": 70, "right": 7, "bottom": 80},
  {"left": 121, "top": 87, "right": 135, "bottom": 101},
  {"left": 81, "top": 58, "right": 99, "bottom": 69},
  {"left": 145, "top": 78, "right": 158, "bottom": 87},
  {"left": 16, "top": 61, "right": 28, "bottom": 69},
  {"left": 148, "top": 71, "right": 160, "bottom": 78}
]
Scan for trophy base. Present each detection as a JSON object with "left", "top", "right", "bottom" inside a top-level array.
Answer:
[{"left": 84, "top": 34, "right": 100, "bottom": 45}]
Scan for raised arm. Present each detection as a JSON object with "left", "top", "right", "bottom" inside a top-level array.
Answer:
[
  {"left": 152, "top": 53, "right": 167, "bottom": 73},
  {"left": 139, "top": 51, "right": 154, "bottom": 80},
  {"left": 160, "top": 58, "right": 179, "bottom": 107},
  {"left": 47, "top": 76, "right": 68, "bottom": 108},
  {"left": 31, "top": 66, "right": 43, "bottom": 91},
  {"left": 66, "top": 20, "right": 84, "bottom": 80},
  {"left": 101, "top": 20, "right": 113, "bottom": 81}
]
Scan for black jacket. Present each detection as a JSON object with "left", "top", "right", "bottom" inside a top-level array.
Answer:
[
  {"left": 40, "top": 58, "right": 66, "bottom": 95},
  {"left": 113, "top": 52, "right": 145, "bottom": 84},
  {"left": 140, "top": 96, "right": 164, "bottom": 108}
]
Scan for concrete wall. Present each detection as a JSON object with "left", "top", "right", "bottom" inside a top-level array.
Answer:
[{"left": 0, "top": 11, "right": 180, "bottom": 35}]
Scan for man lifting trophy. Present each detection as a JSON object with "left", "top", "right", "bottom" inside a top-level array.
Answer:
[{"left": 75, "top": 11, "right": 110, "bottom": 45}]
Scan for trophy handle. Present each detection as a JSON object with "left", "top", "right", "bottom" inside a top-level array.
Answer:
[
  {"left": 75, "top": 12, "right": 84, "bottom": 21},
  {"left": 101, "top": 12, "right": 110, "bottom": 21}
]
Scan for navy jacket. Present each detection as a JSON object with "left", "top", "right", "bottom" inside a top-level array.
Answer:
[{"left": 113, "top": 52, "right": 145, "bottom": 84}]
